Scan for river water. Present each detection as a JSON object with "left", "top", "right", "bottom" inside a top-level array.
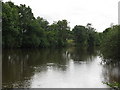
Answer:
[{"left": 2, "top": 47, "right": 119, "bottom": 88}]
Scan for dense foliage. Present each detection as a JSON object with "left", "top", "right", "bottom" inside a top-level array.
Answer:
[
  {"left": 100, "top": 25, "right": 120, "bottom": 63},
  {"left": 2, "top": 1, "right": 102, "bottom": 48},
  {"left": 72, "top": 23, "right": 101, "bottom": 47},
  {"left": 2, "top": 1, "right": 70, "bottom": 48}
]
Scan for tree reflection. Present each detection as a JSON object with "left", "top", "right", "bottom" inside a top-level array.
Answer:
[
  {"left": 67, "top": 46, "right": 98, "bottom": 62},
  {"left": 2, "top": 48, "right": 68, "bottom": 88},
  {"left": 3, "top": 47, "right": 119, "bottom": 88},
  {"left": 102, "top": 62, "right": 120, "bottom": 84}
]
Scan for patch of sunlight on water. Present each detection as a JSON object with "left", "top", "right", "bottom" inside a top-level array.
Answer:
[{"left": 30, "top": 56, "right": 108, "bottom": 88}]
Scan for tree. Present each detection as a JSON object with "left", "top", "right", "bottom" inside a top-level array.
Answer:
[
  {"left": 72, "top": 25, "right": 88, "bottom": 46},
  {"left": 86, "top": 23, "right": 96, "bottom": 47},
  {"left": 36, "top": 17, "right": 49, "bottom": 30},
  {"left": 57, "top": 20, "right": 70, "bottom": 46},
  {"left": 101, "top": 25, "right": 119, "bottom": 63},
  {"left": 18, "top": 4, "right": 35, "bottom": 47},
  {"left": 2, "top": 1, "right": 20, "bottom": 48},
  {"left": 48, "top": 20, "right": 70, "bottom": 47}
]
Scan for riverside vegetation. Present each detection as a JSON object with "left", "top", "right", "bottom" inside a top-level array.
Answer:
[{"left": 2, "top": 1, "right": 120, "bottom": 88}]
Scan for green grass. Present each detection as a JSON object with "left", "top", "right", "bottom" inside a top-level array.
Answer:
[
  {"left": 102, "top": 81, "right": 120, "bottom": 89},
  {"left": 67, "top": 39, "right": 75, "bottom": 46}
]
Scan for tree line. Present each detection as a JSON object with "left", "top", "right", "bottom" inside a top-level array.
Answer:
[
  {"left": 2, "top": 1, "right": 70, "bottom": 48},
  {"left": 2, "top": 1, "right": 101, "bottom": 48}
]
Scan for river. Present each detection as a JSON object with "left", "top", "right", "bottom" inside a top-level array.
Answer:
[{"left": 2, "top": 47, "right": 119, "bottom": 88}]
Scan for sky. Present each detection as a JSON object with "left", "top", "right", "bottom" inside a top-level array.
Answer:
[{"left": 3, "top": 0, "right": 120, "bottom": 32}]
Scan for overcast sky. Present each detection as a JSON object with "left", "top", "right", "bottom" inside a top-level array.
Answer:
[{"left": 3, "top": 0, "right": 120, "bottom": 32}]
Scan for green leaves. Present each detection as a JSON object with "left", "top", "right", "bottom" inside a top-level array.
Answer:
[
  {"left": 72, "top": 24, "right": 99, "bottom": 47},
  {"left": 72, "top": 25, "right": 87, "bottom": 46},
  {"left": 2, "top": 1, "right": 119, "bottom": 53},
  {"left": 100, "top": 25, "right": 119, "bottom": 63},
  {"left": 2, "top": 1, "right": 71, "bottom": 48},
  {"left": 103, "top": 81, "right": 120, "bottom": 89},
  {"left": 2, "top": 1, "right": 20, "bottom": 48}
]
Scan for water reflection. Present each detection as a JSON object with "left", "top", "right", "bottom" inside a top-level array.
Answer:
[
  {"left": 102, "top": 62, "right": 120, "bottom": 84},
  {"left": 2, "top": 47, "right": 118, "bottom": 88}
]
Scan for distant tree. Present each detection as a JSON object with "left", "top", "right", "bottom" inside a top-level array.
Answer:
[
  {"left": 86, "top": 23, "right": 96, "bottom": 47},
  {"left": 57, "top": 20, "right": 70, "bottom": 46},
  {"left": 72, "top": 25, "right": 88, "bottom": 46}
]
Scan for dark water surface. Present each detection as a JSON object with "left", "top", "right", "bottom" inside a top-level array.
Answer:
[{"left": 2, "top": 47, "right": 119, "bottom": 88}]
